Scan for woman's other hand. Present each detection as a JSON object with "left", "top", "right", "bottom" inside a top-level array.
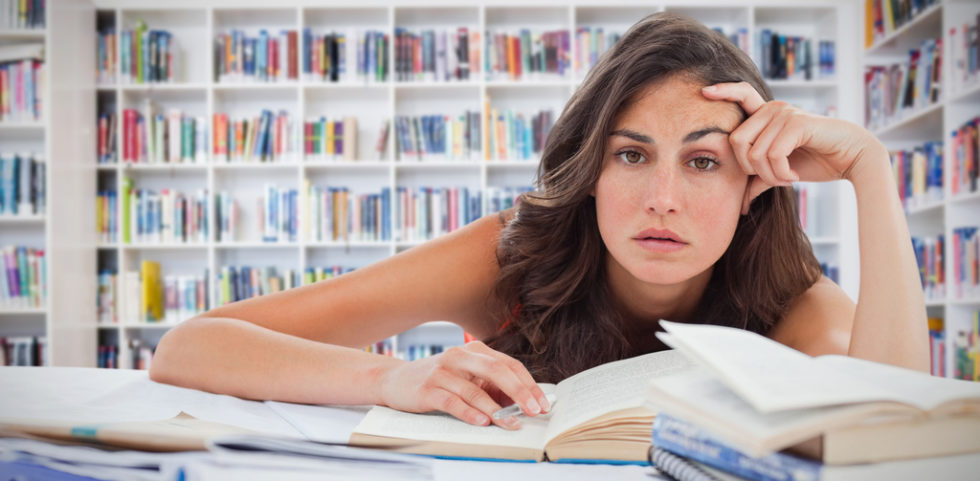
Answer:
[
  {"left": 378, "top": 340, "right": 550, "bottom": 430},
  {"left": 701, "top": 82, "right": 886, "bottom": 214}
]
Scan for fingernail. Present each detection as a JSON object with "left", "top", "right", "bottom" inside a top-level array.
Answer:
[
  {"left": 474, "top": 414, "right": 489, "bottom": 425},
  {"left": 702, "top": 85, "right": 717, "bottom": 92},
  {"left": 501, "top": 416, "right": 521, "bottom": 429},
  {"left": 526, "top": 398, "right": 541, "bottom": 415},
  {"left": 538, "top": 395, "right": 551, "bottom": 412}
]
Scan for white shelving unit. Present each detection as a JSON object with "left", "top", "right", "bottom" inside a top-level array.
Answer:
[
  {"left": 71, "top": 0, "right": 862, "bottom": 369},
  {"left": 0, "top": 0, "right": 96, "bottom": 366},
  {"left": 862, "top": 0, "right": 980, "bottom": 378}
]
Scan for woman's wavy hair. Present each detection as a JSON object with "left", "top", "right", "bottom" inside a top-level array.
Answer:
[{"left": 484, "top": 12, "right": 822, "bottom": 383}]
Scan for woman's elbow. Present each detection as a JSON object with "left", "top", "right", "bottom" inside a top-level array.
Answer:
[{"left": 148, "top": 317, "right": 207, "bottom": 385}]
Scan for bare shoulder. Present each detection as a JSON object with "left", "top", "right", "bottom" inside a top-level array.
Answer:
[{"left": 767, "top": 275, "right": 855, "bottom": 356}]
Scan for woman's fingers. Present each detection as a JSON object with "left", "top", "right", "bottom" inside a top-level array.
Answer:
[
  {"left": 468, "top": 341, "right": 551, "bottom": 413},
  {"left": 428, "top": 370, "right": 523, "bottom": 430},
  {"left": 701, "top": 81, "right": 766, "bottom": 115},
  {"left": 443, "top": 342, "right": 544, "bottom": 418}
]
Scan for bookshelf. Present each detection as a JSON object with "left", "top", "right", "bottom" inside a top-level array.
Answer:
[
  {"left": 0, "top": 0, "right": 95, "bottom": 366},
  {"left": 863, "top": 0, "right": 980, "bottom": 379},
  {"left": 72, "top": 0, "right": 862, "bottom": 369}
]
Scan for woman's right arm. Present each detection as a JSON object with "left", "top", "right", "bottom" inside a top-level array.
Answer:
[{"left": 149, "top": 211, "right": 549, "bottom": 428}]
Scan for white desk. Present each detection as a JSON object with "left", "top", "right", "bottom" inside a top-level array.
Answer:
[{"left": 0, "top": 367, "right": 661, "bottom": 481}]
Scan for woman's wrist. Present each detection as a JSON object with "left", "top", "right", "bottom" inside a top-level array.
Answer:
[
  {"left": 844, "top": 136, "right": 890, "bottom": 191},
  {"left": 367, "top": 355, "right": 407, "bottom": 406}
]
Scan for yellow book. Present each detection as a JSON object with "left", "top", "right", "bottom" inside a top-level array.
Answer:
[
  {"left": 326, "top": 121, "right": 335, "bottom": 156},
  {"left": 140, "top": 260, "right": 162, "bottom": 322},
  {"left": 864, "top": 0, "right": 874, "bottom": 48}
]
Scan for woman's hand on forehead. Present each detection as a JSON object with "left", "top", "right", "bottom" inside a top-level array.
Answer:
[{"left": 701, "top": 82, "right": 884, "bottom": 214}]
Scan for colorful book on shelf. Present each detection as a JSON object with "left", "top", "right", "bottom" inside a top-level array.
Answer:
[
  {"left": 951, "top": 227, "right": 979, "bottom": 300},
  {"left": 951, "top": 117, "right": 979, "bottom": 196},
  {"left": 646, "top": 321, "right": 980, "bottom": 464},
  {"left": 349, "top": 349, "right": 693, "bottom": 463},
  {"left": 140, "top": 260, "right": 162, "bottom": 323}
]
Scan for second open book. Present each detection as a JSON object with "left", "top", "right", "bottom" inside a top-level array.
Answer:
[{"left": 349, "top": 348, "right": 692, "bottom": 462}]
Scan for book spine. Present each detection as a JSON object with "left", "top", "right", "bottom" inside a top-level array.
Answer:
[{"left": 652, "top": 414, "right": 823, "bottom": 481}]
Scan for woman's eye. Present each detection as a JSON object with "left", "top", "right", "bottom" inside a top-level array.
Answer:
[
  {"left": 616, "top": 150, "right": 645, "bottom": 165},
  {"left": 689, "top": 157, "right": 718, "bottom": 171}
]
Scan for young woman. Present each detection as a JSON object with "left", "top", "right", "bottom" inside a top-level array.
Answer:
[{"left": 150, "top": 13, "right": 929, "bottom": 431}]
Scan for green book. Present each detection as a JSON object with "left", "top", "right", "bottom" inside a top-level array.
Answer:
[
  {"left": 135, "top": 19, "right": 147, "bottom": 83},
  {"left": 121, "top": 176, "right": 133, "bottom": 244}
]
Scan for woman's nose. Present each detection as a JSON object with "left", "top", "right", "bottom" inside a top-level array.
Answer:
[{"left": 645, "top": 163, "right": 681, "bottom": 215}]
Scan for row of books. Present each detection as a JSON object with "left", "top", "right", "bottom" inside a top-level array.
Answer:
[
  {"left": 0, "top": 336, "right": 44, "bottom": 366},
  {"left": 0, "top": 153, "right": 44, "bottom": 217},
  {"left": 393, "top": 27, "right": 476, "bottom": 83},
  {"left": 952, "top": 226, "right": 979, "bottom": 300},
  {"left": 96, "top": 190, "right": 117, "bottom": 243},
  {"left": 485, "top": 29, "right": 571, "bottom": 80},
  {"left": 306, "top": 186, "right": 392, "bottom": 243},
  {"left": 929, "top": 316, "right": 945, "bottom": 377},
  {"left": 105, "top": 262, "right": 208, "bottom": 324},
  {"left": 99, "top": 185, "right": 532, "bottom": 244},
  {"left": 97, "top": 111, "right": 117, "bottom": 164},
  {"left": 363, "top": 339, "right": 453, "bottom": 361},
  {"left": 487, "top": 106, "right": 554, "bottom": 162},
  {"left": 304, "top": 29, "right": 389, "bottom": 84},
  {"left": 714, "top": 26, "right": 751, "bottom": 56},
  {"left": 96, "top": 339, "right": 155, "bottom": 370},
  {"left": 119, "top": 21, "right": 178, "bottom": 84},
  {"left": 0, "top": 245, "right": 45, "bottom": 309},
  {"left": 0, "top": 0, "right": 43, "bottom": 30},
  {"left": 864, "top": 36, "right": 942, "bottom": 132},
  {"left": 121, "top": 178, "right": 210, "bottom": 244},
  {"left": 259, "top": 185, "right": 299, "bottom": 243},
  {"left": 214, "top": 30, "right": 298, "bottom": 83},
  {"left": 952, "top": 116, "right": 978, "bottom": 197},
  {"left": 394, "top": 186, "right": 482, "bottom": 243},
  {"left": 890, "top": 141, "right": 943, "bottom": 211},
  {"left": 865, "top": 0, "right": 938, "bottom": 47},
  {"left": 0, "top": 59, "right": 43, "bottom": 122},
  {"left": 793, "top": 185, "right": 831, "bottom": 237},
  {"left": 303, "top": 116, "right": 357, "bottom": 162},
  {"left": 121, "top": 106, "right": 208, "bottom": 164},
  {"left": 216, "top": 265, "right": 300, "bottom": 305},
  {"left": 949, "top": 11, "right": 980, "bottom": 94},
  {"left": 952, "top": 311, "right": 978, "bottom": 381},
  {"left": 912, "top": 234, "right": 944, "bottom": 301},
  {"left": 213, "top": 110, "right": 300, "bottom": 164},
  {"left": 395, "top": 112, "right": 482, "bottom": 161},
  {"left": 756, "top": 30, "right": 834, "bottom": 81},
  {"left": 573, "top": 27, "right": 622, "bottom": 76},
  {"left": 96, "top": 28, "right": 117, "bottom": 84},
  {"left": 98, "top": 264, "right": 359, "bottom": 323}
]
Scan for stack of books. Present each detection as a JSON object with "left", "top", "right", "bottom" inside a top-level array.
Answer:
[{"left": 645, "top": 321, "right": 980, "bottom": 480}]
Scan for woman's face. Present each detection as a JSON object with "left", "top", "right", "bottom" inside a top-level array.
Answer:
[{"left": 595, "top": 76, "right": 748, "bottom": 288}]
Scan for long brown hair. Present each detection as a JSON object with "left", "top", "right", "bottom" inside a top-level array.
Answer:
[{"left": 485, "top": 12, "right": 822, "bottom": 383}]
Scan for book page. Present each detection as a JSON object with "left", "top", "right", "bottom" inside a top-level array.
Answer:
[
  {"left": 351, "top": 384, "right": 555, "bottom": 451},
  {"left": 658, "top": 322, "right": 896, "bottom": 412},
  {"left": 816, "top": 355, "right": 980, "bottom": 410},
  {"left": 544, "top": 349, "right": 691, "bottom": 443}
]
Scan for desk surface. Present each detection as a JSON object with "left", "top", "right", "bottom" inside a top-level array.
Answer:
[{"left": 0, "top": 367, "right": 663, "bottom": 481}]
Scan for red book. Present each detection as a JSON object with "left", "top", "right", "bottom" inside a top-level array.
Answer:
[
  {"left": 269, "top": 37, "right": 277, "bottom": 80},
  {"left": 123, "top": 109, "right": 135, "bottom": 162},
  {"left": 98, "top": 115, "right": 107, "bottom": 161},
  {"left": 287, "top": 31, "right": 298, "bottom": 80}
]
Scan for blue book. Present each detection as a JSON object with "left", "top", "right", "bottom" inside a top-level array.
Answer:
[
  {"left": 257, "top": 29, "right": 268, "bottom": 81},
  {"left": 652, "top": 414, "right": 822, "bottom": 481}
]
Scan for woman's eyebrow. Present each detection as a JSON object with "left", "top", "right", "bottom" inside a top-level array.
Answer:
[
  {"left": 683, "top": 126, "right": 731, "bottom": 143},
  {"left": 609, "top": 128, "right": 653, "bottom": 144},
  {"left": 608, "top": 126, "right": 730, "bottom": 145}
]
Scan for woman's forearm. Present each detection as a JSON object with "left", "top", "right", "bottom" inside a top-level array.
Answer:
[
  {"left": 846, "top": 143, "right": 930, "bottom": 372},
  {"left": 149, "top": 316, "right": 406, "bottom": 404}
]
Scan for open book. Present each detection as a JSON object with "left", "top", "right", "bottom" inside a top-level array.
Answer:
[
  {"left": 647, "top": 321, "right": 980, "bottom": 464},
  {"left": 348, "top": 349, "right": 692, "bottom": 462}
]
